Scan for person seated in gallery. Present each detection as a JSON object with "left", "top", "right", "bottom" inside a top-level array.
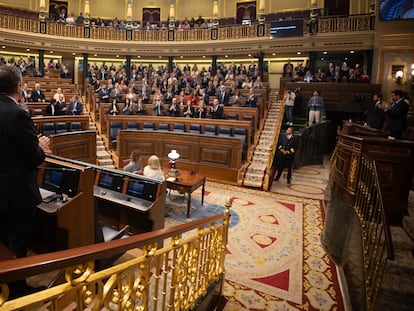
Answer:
[
  {"left": 195, "top": 101, "right": 208, "bottom": 119},
  {"left": 107, "top": 98, "right": 120, "bottom": 115},
  {"left": 245, "top": 88, "right": 258, "bottom": 108},
  {"left": 122, "top": 98, "right": 134, "bottom": 115},
  {"left": 123, "top": 149, "right": 143, "bottom": 174},
  {"left": 45, "top": 99, "right": 61, "bottom": 116},
  {"left": 209, "top": 98, "right": 224, "bottom": 119},
  {"left": 183, "top": 100, "right": 194, "bottom": 118},
  {"left": 168, "top": 97, "right": 181, "bottom": 117},
  {"left": 67, "top": 95, "right": 83, "bottom": 115}
]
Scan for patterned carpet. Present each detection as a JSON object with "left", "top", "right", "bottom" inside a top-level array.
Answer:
[{"left": 165, "top": 159, "right": 344, "bottom": 311}]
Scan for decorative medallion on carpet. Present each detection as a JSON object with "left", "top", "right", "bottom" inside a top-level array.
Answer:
[{"left": 166, "top": 181, "right": 344, "bottom": 311}]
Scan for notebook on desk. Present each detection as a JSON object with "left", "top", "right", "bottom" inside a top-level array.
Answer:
[{"left": 39, "top": 187, "right": 60, "bottom": 203}]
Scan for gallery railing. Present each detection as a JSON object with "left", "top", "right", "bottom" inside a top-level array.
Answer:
[
  {"left": 0, "top": 13, "right": 374, "bottom": 42},
  {"left": 0, "top": 198, "right": 231, "bottom": 311}
]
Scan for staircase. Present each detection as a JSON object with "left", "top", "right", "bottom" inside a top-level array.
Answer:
[
  {"left": 83, "top": 97, "right": 116, "bottom": 169},
  {"left": 242, "top": 94, "right": 282, "bottom": 189}
]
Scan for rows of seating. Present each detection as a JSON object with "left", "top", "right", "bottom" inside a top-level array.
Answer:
[
  {"left": 28, "top": 101, "right": 82, "bottom": 117},
  {"left": 40, "top": 122, "right": 83, "bottom": 136},
  {"left": 107, "top": 116, "right": 251, "bottom": 159},
  {"left": 98, "top": 103, "right": 258, "bottom": 133},
  {"left": 32, "top": 115, "right": 90, "bottom": 135}
]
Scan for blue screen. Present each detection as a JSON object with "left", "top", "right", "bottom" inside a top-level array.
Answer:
[
  {"left": 379, "top": 0, "right": 414, "bottom": 20},
  {"left": 98, "top": 173, "right": 113, "bottom": 189},
  {"left": 270, "top": 20, "right": 303, "bottom": 38},
  {"left": 127, "top": 181, "right": 145, "bottom": 197}
]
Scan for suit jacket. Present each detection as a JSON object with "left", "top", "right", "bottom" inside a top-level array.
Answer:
[
  {"left": 385, "top": 99, "right": 409, "bottom": 138},
  {"left": 210, "top": 105, "right": 224, "bottom": 119},
  {"left": 46, "top": 103, "right": 61, "bottom": 116},
  {"left": 245, "top": 94, "right": 258, "bottom": 108},
  {"left": 217, "top": 91, "right": 230, "bottom": 106},
  {"left": 0, "top": 95, "right": 45, "bottom": 212},
  {"left": 31, "top": 89, "right": 45, "bottom": 102},
  {"left": 277, "top": 134, "right": 297, "bottom": 162},
  {"left": 68, "top": 101, "right": 83, "bottom": 115}
]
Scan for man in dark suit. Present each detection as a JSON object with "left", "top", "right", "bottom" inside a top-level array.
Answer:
[
  {"left": 384, "top": 89, "right": 409, "bottom": 139},
  {"left": 217, "top": 85, "right": 230, "bottom": 106},
  {"left": 274, "top": 127, "right": 297, "bottom": 184},
  {"left": 210, "top": 98, "right": 224, "bottom": 119},
  {"left": 0, "top": 66, "right": 51, "bottom": 257},
  {"left": 30, "top": 83, "right": 45, "bottom": 102},
  {"left": 245, "top": 88, "right": 258, "bottom": 108},
  {"left": 67, "top": 95, "right": 83, "bottom": 115}
]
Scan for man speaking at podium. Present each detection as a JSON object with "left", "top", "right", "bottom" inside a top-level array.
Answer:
[{"left": 0, "top": 66, "right": 50, "bottom": 261}]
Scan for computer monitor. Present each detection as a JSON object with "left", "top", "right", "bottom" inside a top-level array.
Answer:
[
  {"left": 97, "top": 172, "right": 124, "bottom": 192},
  {"left": 126, "top": 178, "right": 158, "bottom": 202},
  {"left": 42, "top": 165, "right": 80, "bottom": 197}
]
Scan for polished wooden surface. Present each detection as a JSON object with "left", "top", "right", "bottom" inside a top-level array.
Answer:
[
  {"left": 332, "top": 122, "right": 414, "bottom": 224},
  {"left": 164, "top": 169, "right": 206, "bottom": 218},
  {"left": 117, "top": 130, "right": 243, "bottom": 183}
]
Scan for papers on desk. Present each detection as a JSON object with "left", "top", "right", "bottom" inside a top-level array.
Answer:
[{"left": 166, "top": 177, "right": 176, "bottom": 182}]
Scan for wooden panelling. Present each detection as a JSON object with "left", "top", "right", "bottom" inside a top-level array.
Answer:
[
  {"left": 117, "top": 131, "right": 243, "bottom": 183},
  {"left": 49, "top": 131, "right": 97, "bottom": 164}
]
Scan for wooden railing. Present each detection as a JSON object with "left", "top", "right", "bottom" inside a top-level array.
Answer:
[
  {"left": 0, "top": 13, "right": 374, "bottom": 42},
  {"left": 0, "top": 199, "right": 231, "bottom": 310}
]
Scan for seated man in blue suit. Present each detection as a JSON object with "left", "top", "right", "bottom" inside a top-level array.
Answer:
[
  {"left": 245, "top": 88, "right": 258, "bottom": 108},
  {"left": 67, "top": 95, "right": 83, "bottom": 115}
]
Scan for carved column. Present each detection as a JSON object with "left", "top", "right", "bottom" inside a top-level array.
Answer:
[{"left": 38, "top": 50, "right": 45, "bottom": 76}]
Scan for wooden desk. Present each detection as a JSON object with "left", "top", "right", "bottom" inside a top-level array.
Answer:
[{"left": 165, "top": 170, "right": 206, "bottom": 218}]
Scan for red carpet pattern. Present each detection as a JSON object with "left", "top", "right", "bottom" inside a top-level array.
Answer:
[{"left": 185, "top": 182, "right": 344, "bottom": 311}]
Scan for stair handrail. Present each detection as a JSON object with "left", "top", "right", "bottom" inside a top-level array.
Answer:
[
  {"left": 0, "top": 198, "right": 231, "bottom": 310},
  {"left": 353, "top": 157, "right": 394, "bottom": 311}
]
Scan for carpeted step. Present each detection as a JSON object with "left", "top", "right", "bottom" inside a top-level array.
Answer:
[
  {"left": 375, "top": 272, "right": 414, "bottom": 310},
  {"left": 97, "top": 150, "right": 112, "bottom": 159},
  {"left": 390, "top": 226, "right": 414, "bottom": 251},
  {"left": 98, "top": 159, "right": 114, "bottom": 166},
  {"left": 384, "top": 248, "right": 414, "bottom": 277},
  {"left": 402, "top": 215, "right": 414, "bottom": 241}
]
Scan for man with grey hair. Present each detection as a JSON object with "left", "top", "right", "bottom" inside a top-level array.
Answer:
[{"left": 0, "top": 65, "right": 51, "bottom": 296}]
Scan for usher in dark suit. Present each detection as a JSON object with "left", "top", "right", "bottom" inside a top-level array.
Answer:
[
  {"left": 274, "top": 130, "right": 297, "bottom": 183},
  {"left": 0, "top": 94, "right": 45, "bottom": 257}
]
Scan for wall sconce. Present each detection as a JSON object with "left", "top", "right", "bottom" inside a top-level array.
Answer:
[
  {"left": 395, "top": 70, "right": 404, "bottom": 84},
  {"left": 167, "top": 150, "right": 180, "bottom": 177}
]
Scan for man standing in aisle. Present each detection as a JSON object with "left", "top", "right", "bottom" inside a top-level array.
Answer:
[
  {"left": 274, "top": 127, "right": 297, "bottom": 184},
  {"left": 0, "top": 65, "right": 51, "bottom": 296}
]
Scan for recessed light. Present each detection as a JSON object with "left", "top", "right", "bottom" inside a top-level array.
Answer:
[
  {"left": 225, "top": 55, "right": 228, "bottom": 58},
  {"left": 72, "top": 52, "right": 76, "bottom": 55},
  {"left": 116, "top": 55, "right": 119, "bottom": 58},
  {"left": 272, "top": 53, "right": 275, "bottom": 56},
  {"left": 50, "top": 50, "right": 54, "bottom": 54},
  {"left": 320, "top": 57, "right": 325, "bottom": 61},
  {"left": 137, "top": 55, "right": 141, "bottom": 58},
  {"left": 202, "top": 55, "right": 206, "bottom": 58},
  {"left": 297, "top": 51, "right": 301, "bottom": 55},
  {"left": 94, "top": 54, "right": 97, "bottom": 56},
  {"left": 323, "top": 51, "right": 327, "bottom": 54},
  {"left": 159, "top": 56, "right": 162, "bottom": 59},
  {"left": 180, "top": 55, "right": 183, "bottom": 59},
  {"left": 1, "top": 46, "right": 5, "bottom": 49},
  {"left": 26, "top": 48, "right": 30, "bottom": 52},
  {"left": 350, "top": 50, "right": 355, "bottom": 54},
  {"left": 248, "top": 54, "right": 252, "bottom": 57}
]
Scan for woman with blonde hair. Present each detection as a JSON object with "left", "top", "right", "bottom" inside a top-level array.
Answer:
[
  {"left": 123, "top": 149, "right": 143, "bottom": 174},
  {"left": 143, "top": 155, "right": 165, "bottom": 181}
]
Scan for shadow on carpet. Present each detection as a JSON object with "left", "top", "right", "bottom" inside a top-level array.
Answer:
[{"left": 165, "top": 192, "right": 240, "bottom": 228}]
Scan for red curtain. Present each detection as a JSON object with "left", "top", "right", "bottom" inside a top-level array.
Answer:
[
  {"left": 236, "top": 1, "right": 257, "bottom": 24},
  {"left": 142, "top": 8, "right": 161, "bottom": 24}
]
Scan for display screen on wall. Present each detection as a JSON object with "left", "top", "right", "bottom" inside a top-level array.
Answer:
[
  {"left": 379, "top": 0, "right": 414, "bottom": 21},
  {"left": 270, "top": 20, "right": 303, "bottom": 38}
]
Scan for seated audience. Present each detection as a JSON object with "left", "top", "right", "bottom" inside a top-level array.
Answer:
[{"left": 67, "top": 95, "right": 83, "bottom": 115}]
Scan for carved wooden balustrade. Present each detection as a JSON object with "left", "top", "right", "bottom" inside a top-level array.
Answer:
[
  {"left": 0, "top": 13, "right": 374, "bottom": 42},
  {"left": 0, "top": 198, "right": 231, "bottom": 310}
]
